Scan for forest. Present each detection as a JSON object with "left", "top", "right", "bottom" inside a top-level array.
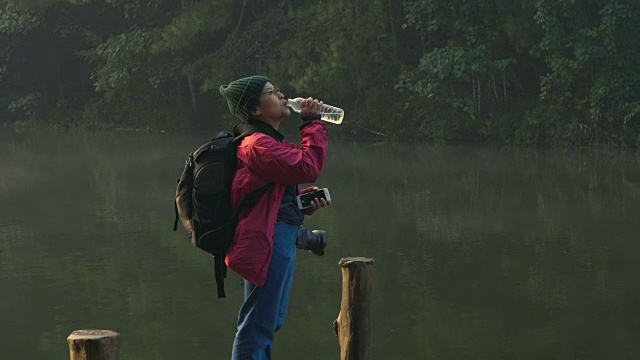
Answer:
[{"left": 1, "top": 0, "right": 639, "bottom": 145}]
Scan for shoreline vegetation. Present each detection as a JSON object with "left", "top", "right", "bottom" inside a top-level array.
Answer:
[{"left": 1, "top": 0, "right": 639, "bottom": 146}]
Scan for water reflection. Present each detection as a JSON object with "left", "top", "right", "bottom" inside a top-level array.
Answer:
[{"left": 1, "top": 129, "right": 639, "bottom": 359}]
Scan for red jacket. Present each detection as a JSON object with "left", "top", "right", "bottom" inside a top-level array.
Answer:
[{"left": 226, "top": 120, "right": 328, "bottom": 285}]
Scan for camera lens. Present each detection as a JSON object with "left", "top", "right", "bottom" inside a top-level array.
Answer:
[
  {"left": 296, "top": 226, "right": 327, "bottom": 256},
  {"left": 309, "top": 230, "right": 327, "bottom": 256}
]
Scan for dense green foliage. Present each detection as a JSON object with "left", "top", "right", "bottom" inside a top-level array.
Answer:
[{"left": 1, "top": 0, "right": 639, "bottom": 145}]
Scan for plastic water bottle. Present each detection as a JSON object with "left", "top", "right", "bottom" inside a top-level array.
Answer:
[{"left": 286, "top": 97, "right": 344, "bottom": 124}]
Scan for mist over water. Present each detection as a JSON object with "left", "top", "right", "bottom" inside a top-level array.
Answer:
[{"left": 1, "top": 129, "right": 639, "bottom": 359}]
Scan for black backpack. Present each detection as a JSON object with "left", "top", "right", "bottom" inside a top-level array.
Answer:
[{"left": 173, "top": 124, "right": 272, "bottom": 298}]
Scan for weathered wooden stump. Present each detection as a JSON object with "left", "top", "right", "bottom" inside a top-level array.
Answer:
[
  {"left": 67, "top": 329, "right": 120, "bottom": 360},
  {"left": 334, "top": 257, "right": 374, "bottom": 360}
]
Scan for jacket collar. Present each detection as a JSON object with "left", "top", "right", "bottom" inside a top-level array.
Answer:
[{"left": 246, "top": 118, "right": 285, "bottom": 142}]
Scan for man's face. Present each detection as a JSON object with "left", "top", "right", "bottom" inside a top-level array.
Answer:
[{"left": 253, "top": 82, "right": 290, "bottom": 121}]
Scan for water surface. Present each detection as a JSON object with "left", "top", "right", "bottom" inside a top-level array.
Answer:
[{"left": 1, "top": 129, "right": 639, "bottom": 359}]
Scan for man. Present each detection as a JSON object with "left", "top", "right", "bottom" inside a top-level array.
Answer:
[{"left": 219, "top": 75, "right": 330, "bottom": 359}]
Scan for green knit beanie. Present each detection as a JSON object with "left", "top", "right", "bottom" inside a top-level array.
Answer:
[{"left": 219, "top": 75, "right": 271, "bottom": 121}]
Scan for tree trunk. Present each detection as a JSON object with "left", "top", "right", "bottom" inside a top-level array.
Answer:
[
  {"left": 387, "top": 0, "right": 398, "bottom": 56},
  {"left": 176, "top": 78, "right": 182, "bottom": 106},
  {"left": 187, "top": 74, "right": 197, "bottom": 114}
]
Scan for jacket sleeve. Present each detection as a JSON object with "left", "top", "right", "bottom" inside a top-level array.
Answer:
[{"left": 243, "top": 120, "right": 328, "bottom": 184}]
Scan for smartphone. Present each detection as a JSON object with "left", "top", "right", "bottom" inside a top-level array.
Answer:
[{"left": 296, "top": 188, "right": 331, "bottom": 210}]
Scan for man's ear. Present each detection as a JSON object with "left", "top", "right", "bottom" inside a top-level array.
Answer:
[{"left": 251, "top": 108, "right": 261, "bottom": 117}]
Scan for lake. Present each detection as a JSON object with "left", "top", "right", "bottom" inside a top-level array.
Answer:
[{"left": 1, "top": 128, "right": 639, "bottom": 359}]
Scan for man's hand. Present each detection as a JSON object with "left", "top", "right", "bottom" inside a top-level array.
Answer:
[
  {"left": 302, "top": 187, "right": 331, "bottom": 216},
  {"left": 300, "top": 97, "right": 324, "bottom": 118}
]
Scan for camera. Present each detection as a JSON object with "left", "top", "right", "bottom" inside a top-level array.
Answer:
[{"left": 295, "top": 226, "right": 327, "bottom": 256}]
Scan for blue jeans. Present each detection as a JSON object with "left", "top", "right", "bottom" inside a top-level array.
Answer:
[{"left": 231, "top": 222, "right": 298, "bottom": 360}]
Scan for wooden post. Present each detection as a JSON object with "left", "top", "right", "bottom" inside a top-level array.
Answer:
[
  {"left": 67, "top": 330, "right": 120, "bottom": 360},
  {"left": 334, "top": 257, "right": 374, "bottom": 360}
]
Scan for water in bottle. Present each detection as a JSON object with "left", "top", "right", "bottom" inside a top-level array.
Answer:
[{"left": 286, "top": 97, "right": 344, "bottom": 124}]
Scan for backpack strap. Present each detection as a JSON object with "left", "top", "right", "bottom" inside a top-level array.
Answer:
[
  {"left": 232, "top": 122, "right": 254, "bottom": 143},
  {"left": 211, "top": 123, "right": 275, "bottom": 299},
  {"left": 212, "top": 181, "right": 273, "bottom": 299},
  {"left": 231, "top": 122, "right": 275, "bottom": 214},
  {"left": 213, "top": 254, "right": 227, "bottom": 298}
]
